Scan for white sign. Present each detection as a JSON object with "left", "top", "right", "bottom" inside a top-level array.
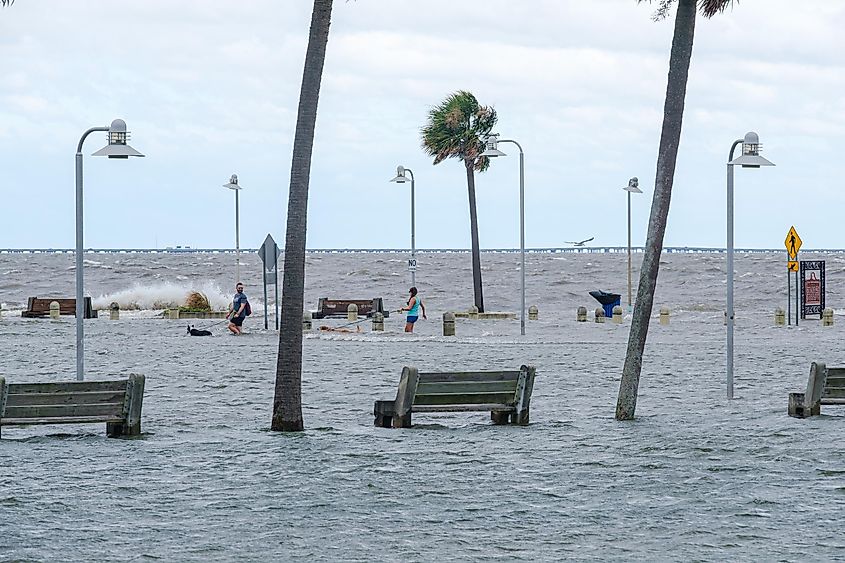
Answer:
[{"left": 408, "top": 258, "right": 417, "bottom": 272}]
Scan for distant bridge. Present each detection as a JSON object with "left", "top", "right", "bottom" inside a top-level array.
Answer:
[{"left": 0, "top": 247, "right": 838, "bottom": 255}]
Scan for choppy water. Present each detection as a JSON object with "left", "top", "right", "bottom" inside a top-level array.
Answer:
[{"left": 2, "top": 251, "right": 845, "bottom": 561}]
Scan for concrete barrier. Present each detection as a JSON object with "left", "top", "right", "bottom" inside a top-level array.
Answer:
[
  {"left": 443, "top": 312, "right": 456, "bottom": 336},
  {"left": 528, "top": 305, "right": 538, "bottom": 321},
  {"left": 49, "top": 301, "right": 60, "bottom": 320},
  {"left": 577, "top": 306, "right": 587, "bottom": 322},
  {"left": 594, "top": 307, "right": 605, "bottom": 324},
  {"left": 347, "top": 303, "right": 358, "bottom": 321},
  {"left": 659, "top": 306, "right": 670, "bottom": 326},
  {"left": 612, "top": 305, "right": 623, "bottom": 324},
  {"left": 775, "top": 307, "right": 785, "bottom": 326},
  {"left": 823, "top": 308, "right": 834, "bottom": 327},
  {"left": 303, "top": 311, "right": 313, "bottom": 331},
  {"left": 372, "top": 312, "right": 384, "bottom": 332},
  {"left": 109, "top": 302, "right": 120, "bottom": 321}
]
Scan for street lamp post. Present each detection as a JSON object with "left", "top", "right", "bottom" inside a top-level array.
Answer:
[
  {"left": 480, "top": 134, "right": 526, "bottom": 336},
  {"left": 223, "top": 174, "right": 243, "bottom": 281},
  {"left": 623, "top": 177, "right": 642, "bottom": 310},
  {"left": 726, "top": 132, "right": 774, "bottom": 399},
  {"left": 389, "top": 166, "right": 416, "bottom": 286},
  {"left": 75, "top": 119, "right": 144, "bottom": 381}
]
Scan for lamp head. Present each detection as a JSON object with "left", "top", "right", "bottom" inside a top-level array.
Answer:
[
  {"left": 223, "top": 174, "right": 242, "bottom": 190},
  {"left": 389, "top": 165, "right": 410, "bottom": 183},
  {"left": 91, "top": 118, "right": 144, "bottom": 159},
  {"left": 479, "top": 134, "right": 506, "bottom": 157},
  {"left": 729, "top": 131, "right": 775, "bottom": 168},
  {"left": 623, "top": 176, "right": 642, "bottom": 193}
]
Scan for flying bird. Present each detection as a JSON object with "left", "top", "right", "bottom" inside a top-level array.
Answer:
[{"left": 565, "top": 237, "right": 594, "bottom": 247}]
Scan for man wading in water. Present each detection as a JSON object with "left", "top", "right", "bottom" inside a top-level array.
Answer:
[
  {"left": 399, "top": 286, "right": 426, "bottom": 333},
  {"left": 226, "top": 282, "right": 250, "bottom": 335}
]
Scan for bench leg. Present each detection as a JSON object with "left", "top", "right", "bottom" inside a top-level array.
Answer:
[
  {"left": 491, "top": 411, "right": 510, "bottom": 425},
  {"left": 374, "top": 400, "right": 395, "bottom": 428},
  {"left": 106, "top": 422, "right": 125, "bottom": 437},
  {"left": 512, "top": 409, "right": 530, "bottom": 426}
]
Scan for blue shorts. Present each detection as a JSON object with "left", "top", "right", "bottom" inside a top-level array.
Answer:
[{"left": 406, "top": 315, "right": 419, "bottom": 324}]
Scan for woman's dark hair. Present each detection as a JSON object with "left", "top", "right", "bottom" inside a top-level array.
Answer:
[{"left": 407, "top": 286, "right": 417, "bottom": 306}]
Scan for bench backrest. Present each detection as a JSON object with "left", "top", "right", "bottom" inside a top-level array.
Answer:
[
  {"left": 413, "top": 370, "right": 521, "bottom": 408},
  {"left": 822, "top": 367, "right": 845, "bottom": 400},
  {"left": 317, "top": 298, "right": 384, "bottom": 317},
  {"left": 0, "top": 378, "right": 136, "bottom": 423},
  {"left": 24, "top": 297, "right": 95, "bottom": 318}
]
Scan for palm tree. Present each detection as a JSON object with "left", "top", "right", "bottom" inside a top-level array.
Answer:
[
  {"left": 1, "top": 1, "right": 13, "bottom": 5},
  {"left": 271, "top": 0, "right": 333, "bottom": 432},
  {"left": 421, "top": 91, "right": 497, "bottom": 313},
  {"left": 616, "top": 0, "right": 734, "bottom": 421}
]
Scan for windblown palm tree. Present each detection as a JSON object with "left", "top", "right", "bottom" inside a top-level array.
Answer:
[
  {"left": 616, "top": 0, "right": 734, "bottom": 420},
  {"left": 421, "top": 91, "right": 497, "bottom": 313},
  {"left": 272, "top": 0, "right": 333, "bottom": 432}
]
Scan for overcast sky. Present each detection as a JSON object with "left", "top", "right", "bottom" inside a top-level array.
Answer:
[{"left": 1, "top": 0, "right": 843, "bottom": 250}]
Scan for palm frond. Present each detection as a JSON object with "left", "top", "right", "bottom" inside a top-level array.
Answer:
[
  {"left": 1, "top": 0, "right": 15, "bottom": 6},
  {"left": 638, "top": 0, "right": 734, "bottom": 21},
  {"left": 421, "top": 90, "right": 497, "bottom": 171}
]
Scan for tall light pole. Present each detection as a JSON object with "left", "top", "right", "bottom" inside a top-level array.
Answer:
[
  {"left": 76, "top": 119, "right": 144, "bottom": 381},
  {"left": 726, "top": 132, "right": 774, "bottom": 399},
  {"left": 223, "top": 174, "right": 243, "bottom": 281},
  {"left": 480, "top": 134, "right": 526, "bottom": 336},
  {"left": 389, "top": 166, "right": 416, "bottom": 286},
  {"left": 623, "top": 177, "right": 642, "bottom": 310}
]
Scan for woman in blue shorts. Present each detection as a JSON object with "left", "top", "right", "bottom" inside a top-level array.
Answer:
[{"left": 400, "top": 287, "right": 426, "bottom": 333}]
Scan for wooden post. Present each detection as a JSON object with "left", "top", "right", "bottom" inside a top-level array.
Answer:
[
  {"left": 612, "top": 305, "right": 623, "bottom": 324},
  {"left": 659, "top": 306, "right": 670, "bottom": 325},
  {"left": 347, "top": 303, "right": 358, "bottom": 321},
  {"left": 513, "top": 365, "right": 536, "bottom": 425},
  {"left": 49, "top": 301, "right": 60, "bottom": 320},
  {"left": 576, "top": 306, "right": 587, "bottom": 322},
  {"left": 302, "top": 311, "right": 312, "bottom": 331},
  {"left": 823, "top": 308, "right": 834, "bottom": 327},
  {"left": 775, "top": 307, "right": 785, "bottom": 326},
  {"left": 392, "top": 366, "right": 419, "bottom": 428},
  {"left": 109, "top": 302, "right": 120, "bottom": 321},
  {"left": 594, "top": 307, "right": 605, "bottom": 323},
  {"left": 372, "top": 312, "right": 384, "bottom": 332},
  {"left": 528, "top": 305, "right": 538, "bottom": 321},
  {"left": 442, "top": 312, "right": 456, "bottom": 336}
]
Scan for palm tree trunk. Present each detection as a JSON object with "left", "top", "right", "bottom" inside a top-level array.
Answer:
[
  {"left": 272, "top": 0, "right": 333, "bottom": 432},
  {"left": 465, "top": 159, "right": 485, "bottom": 313},
  {"left": 616, "top": 0, "right": 695, "bottom": 420}
]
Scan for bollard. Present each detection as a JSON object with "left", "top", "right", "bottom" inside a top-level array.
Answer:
[
  {"left": 577, "top": 306, "right": 587, "bottom": 322},
  {"left": 468, "top": 305, "right": 479, "bottom": 320},
  {"left": 823, "top": 308, "right": 834, "bottom": 327},
  {"left": 612, "top": 305, "right": 623, "bottom": 324},
  {"left": 659, "top": 306, "right": 670, "bottom": 326},
  {"left": 303, "top": 311, "right": 312, "bottom": 331},
  {"left": 442, "top": 312, "right": 456, "bottom": 336},
  {"left": 49, "top": 301, "right": 60, "bottom": 320},
  {"left": 347, "top": 303, "right": 358, "bottom": 321},
  {"left": 594, "top": 307, "right": 605, "bottom": 324},
  {"left": 528, "top": 305, "right": 539, "bottom": 321},
  {"left": 109, "top": 302, "right": 120, "bottom": 321},
  {"left": 165, "top": 308, "right": 179, "bottom": 320},
  {"left": 372, "top": 312, "right": 384, "bottom": 332},
  {"left": 775, "top": 307, "right": 785, "bottom": 326}
]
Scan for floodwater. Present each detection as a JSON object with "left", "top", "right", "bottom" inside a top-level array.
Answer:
[{"left": 1, "top": 251, "right": 844, "bottom": 561}]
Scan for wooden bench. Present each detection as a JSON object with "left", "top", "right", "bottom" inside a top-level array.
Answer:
[
  {"left": 21, "top": 296, "right": 97, "bottom": 319},
  {"left": 788, "top": 362, "right": 845, "bottom": 418},
  {"left": 0, "top": 374, "right": 145, "bottom": 438},
  {"left": 311, "top": 297, "right": 388, "bottom": 319},
  {"left": 373, "top": 365, "right": 536, "bottom": 428}
]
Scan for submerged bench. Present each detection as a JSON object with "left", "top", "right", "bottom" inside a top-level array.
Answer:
[
  {"left": 311, "top": 298, "right": 388, "bottom": 319},
  {"left": 21, "top": 297, "right": 97, "bottom": 319},
  {"left": 788, "top": 362, "right": 845, "bottom": 418},
  {"left": 0, "top": 374, "right": 145, "bottom": 438},
  {"left": 374, "top": 365, "right": 536, "bottom": 428}
]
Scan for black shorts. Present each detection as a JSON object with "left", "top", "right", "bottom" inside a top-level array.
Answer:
[{"left": 231, "top": 316, "right": 244, "bottom": 327}]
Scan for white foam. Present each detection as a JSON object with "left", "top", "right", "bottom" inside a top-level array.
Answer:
[{"left": 92, "top": 280, "right": 233, "bottom": 311}]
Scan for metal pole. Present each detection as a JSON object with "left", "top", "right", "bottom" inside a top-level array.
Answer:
[
  {"left": 235, "top": 189, "right": 241, "bottom": 282},
  {"left": 408, "top": 169, "right": 416, "bottom": 287},
  {"left": 726, "top": 138, "right": 742, "bottom": 400},
  {"left": 263, "top": 268, "right": 268, "bottom": 330},
  {"left": 75, "top": 126, "right": 109, "bottom": 382},
  {"left": 627, "top": 190, "right": 632, "bottom": 309},
  {"left": 519, "top": 149, "right": 525, "bottom": 336},
  {"left": 274, "top": 265, "right": 279, "bottom": 330}
]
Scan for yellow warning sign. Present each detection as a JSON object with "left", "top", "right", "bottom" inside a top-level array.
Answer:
[
  {"left": 785, "top": 226, "right": 802, "bottom": 259},
  {"left": 788, "top": 260, "right": 799, "bottom": 272}
]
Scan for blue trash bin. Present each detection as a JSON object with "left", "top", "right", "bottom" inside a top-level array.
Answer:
[{"left": 589, "top": 290, "right": 621, "bottom": 318}]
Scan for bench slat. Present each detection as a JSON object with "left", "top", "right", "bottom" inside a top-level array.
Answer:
[
  {"left": 418, "top": 371, "right": 520, "bottom": 383},
  {"left": 826, "top": 368, "right": 845, "bottom": 377},
  {"left": 3, "top": 403, "right": 124, "bottom": 420},
  {"left": 9, "top": 381, "right": 127, "bottom": 394},
  {"left": 822, "top": 388, "right": 845, "bottom": 399},
  {"left": 413, "top": 404, "right": 514, "bottom": 413},
  {"left": 6, "top": 391, "right": 126, "bottom": 407},
  {"left": 414, "top": 392, "right": 517, "bottom": 407},
  {"left": 416, "top": 381, "right": 517, "bottom": 395},
  {"left": 820, "top": 398, "right": 845, "bottom": 405},
  {"left": 1, "top": 415, "right": 123, "bottom": 426}
]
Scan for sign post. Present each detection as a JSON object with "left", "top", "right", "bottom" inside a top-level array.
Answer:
[
  {"left": 784, "top": 226, "right": 802, "bottom": 326},
  {"left": 258, "top": 234, "right": 282, "bottom": 330}
]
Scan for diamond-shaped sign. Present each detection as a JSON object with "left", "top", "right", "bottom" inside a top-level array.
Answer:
[{"left": 784, "top": 226, "right": 802, "bottom": 260}]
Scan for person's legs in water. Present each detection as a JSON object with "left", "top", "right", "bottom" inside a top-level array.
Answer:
[
  {"left": 228, "top": 316, "right": 243, "bottom": 335},
  {"left": 405, "top": 315, "right": 418, "bottom": 333}
]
